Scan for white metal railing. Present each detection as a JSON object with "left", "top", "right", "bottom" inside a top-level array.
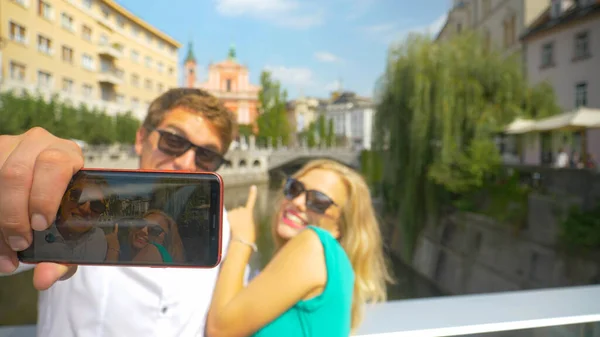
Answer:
[
  {"left": 353, "top": 284, "right": 600, "bottom": 336},
  {"left": 0, "top": 285, "right": 598, "bottom": 336}
]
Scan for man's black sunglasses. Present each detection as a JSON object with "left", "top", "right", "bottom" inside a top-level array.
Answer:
[
  {"left": 150, "top": 128, "right": 229, "bottom": 171},
  {"left": 69, "top": 188, "right": 107, "bottom": 214},
  {"left": 283, "top": 178, "right": 338, "bottom": 214}
]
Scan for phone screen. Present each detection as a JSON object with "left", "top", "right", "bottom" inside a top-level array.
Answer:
[{"left": 17, "top": 169, "right": 223, "bottom": 268}]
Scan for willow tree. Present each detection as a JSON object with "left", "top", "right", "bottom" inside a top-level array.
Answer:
[{"left": 374, "top": 31, "right": 560, "bottom": 261}]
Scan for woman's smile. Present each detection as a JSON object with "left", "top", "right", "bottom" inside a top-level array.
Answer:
[{"left": 281, "top": 209, "right": 309, "bottom": 229}]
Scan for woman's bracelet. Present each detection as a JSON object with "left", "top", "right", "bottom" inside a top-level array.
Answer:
[{"left": 232, "top": 237, "right": 257, "bottom": 252}]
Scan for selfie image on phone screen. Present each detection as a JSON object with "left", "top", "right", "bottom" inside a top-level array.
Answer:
[{"left": 18, "top": 169, "right": 223, "bottom": 268}]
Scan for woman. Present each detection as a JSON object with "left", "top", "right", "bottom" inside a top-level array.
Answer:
[
  {"left": 206, "top": 159, "right": 392, "bottom": 337},
  {"left": 106, "top": 210, "right": 185, "bottom": 264}
]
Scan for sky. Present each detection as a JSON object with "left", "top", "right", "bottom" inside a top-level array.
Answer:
[{"left": 117, "top": 0, "right": 451, "bottom": 100}]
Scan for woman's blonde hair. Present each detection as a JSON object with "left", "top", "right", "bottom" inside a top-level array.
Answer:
[
  {"left": 271, "top": 159, "right": 393, "bottom": 330},
  {"left": 143, "top": 209, "right": 185, "bottom": 263}
]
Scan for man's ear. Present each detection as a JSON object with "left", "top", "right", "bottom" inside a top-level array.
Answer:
[{"left": 135, "top": 127, "right": 148, "bottom": 156}]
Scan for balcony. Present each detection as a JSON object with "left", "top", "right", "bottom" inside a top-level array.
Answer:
[
  {"left": 98, "top": 42, "right": 123, "bottom": 59},
  {"left": 97, "top": 68, "right": 124, "bottom": 86}
]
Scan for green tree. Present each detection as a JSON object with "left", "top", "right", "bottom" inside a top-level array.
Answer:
[
  {"left": 326, "top": 118, "right": 334, "bottom": 147},
  {"left": 256, "top": 71, "right": 290, "bottom": 147},
  {"left": 307, "top": 121, "right": 317, "bottom": 148},
  {"left": 373, "top": 31, "right": 561, "bottom": 261},
  {"left": 317, "top": 115, "right": 326, "bottom": 146},
  {"left": 0, "top": 90, "right": 140, "bottom": 144}
]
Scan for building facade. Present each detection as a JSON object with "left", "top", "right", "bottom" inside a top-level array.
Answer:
[
  {"left": 288, "top": 96, "right": 327, "bottom": 132},
  {"left": 521, "top": 0, "right": 600, "bottom": 164},
  {"left": 437, "top": 0, "right": 549, "bottom": 58},
  {"left": 185, "top": 45, "right": 260, "bottom": 128},
  {"left": 0, "top": 0, "right": 181, "bottom": 121},
  {"left": 322, "top": 91, "right": 374, "bottom": 150}
]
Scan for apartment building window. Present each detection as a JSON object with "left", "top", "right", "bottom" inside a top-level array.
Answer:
[
  {"left": 82, "top": 0, "right": 92, "bottom": 9},
  {"left": 541, "top": 42, "right": 554, "bottom": 67},
  {"left": 82, "top": 25, "right": 92, "bottom": 41},
  {"left": 82, "top": 54, "right": 95, "bottom": 70},
  {"left": 132, "top": 26, "right": 140, "bottom": 38},
  {"left": 131, "top": 74, "right": 139, "bottom": 87},
  {"left": 37, "top": 35, "right": 52, "bottom": 55},
  {"left": 101, "top": 5, "right": 110, "bottom": 19},
  {"left": 10, "top": 62, "right": 26, "bottom": 81},
  {"left": 575, "top": 82, "right": 588, "bottom": 107},
  {"left": 146, "top": 33, "right": 152, "bottom": 45},
  {"left": 37, "top": 70, "right": 52, "bottom": 88},
  {"left": 62, "top": 46, "right": 73, "bottom": 63},
  {"left": 38, "top": 0, "right": 53, "bottom": 20},
  {"left": 9, "top": 22, "right": 27, "bottom": 44},
  {"left": 158, "top": 41, "right": 164, "bottom": 50},
  {"left": 168, "top": 67, "right": 174, "bottom": 76},
  {"left": 145, "top": 56, "right": 152, "bottom": 68},
  {"left": 145, "top": 79, "right": 153, "bottom": 90},
  {"left": 131, "top": 98, "right": 139, "bottom": 107},
  {"left": 551, "top": 0, "right": 561, "bottom": 18},
  {"left": 62, "top": 78, "right": 74, "bottom": 93},
  {"left": 503, "top": 14, "right": 516, "bottom": 48},
  {"left": 100, "top": 86, "right": 112, "bottom": 101},
  {"left": 99, "top": 34, "right": 108, "bottom": 46},
  {"left": 157, "top": 83, "right": 164, "bottom": 93},
  {"left": 82, "top": 84, "right": 93, "bottom": 97},
  {"left": 574, "top": 31, "right": 590, "bottom": 59},
  {"left": 131, "top": 50, "right": 139, "bottom": 62},
  {"left": 157, "top": 62, "right": 164, "bottom": 73},
  {"left": 116, "top": 15, "right": 126, "bottom": 29}
]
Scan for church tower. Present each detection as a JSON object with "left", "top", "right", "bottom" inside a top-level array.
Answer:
[{"left": 184, "top": 41, "right": 197, "bottom": 88}]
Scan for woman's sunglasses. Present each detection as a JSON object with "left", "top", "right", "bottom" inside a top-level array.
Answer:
[
  {"left": 69, "top": 188, "right": 106, "bottom": 214},
  {"left": 151, "top": 128, "right": 229, "bottom": 171},
  {"left": 283, "top": 178, "right": 337, "bottom": 214}
]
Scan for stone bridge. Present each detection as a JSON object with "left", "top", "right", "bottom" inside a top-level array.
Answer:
[{"left": 79, "top": 145, "right": 361, "bottom": 187}]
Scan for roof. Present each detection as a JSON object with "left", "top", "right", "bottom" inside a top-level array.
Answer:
[
  {"left": 101, "top": 0, "right": 181, "bottom": 48},
  {"left": 521, "top": 0, "right": 600, "bottom": 41},
  {"left": 185, "top": 41, "right": 196, "bottom": 63},
  {"left": 331, "top": 91, "right": 372, "bottom": 106}
]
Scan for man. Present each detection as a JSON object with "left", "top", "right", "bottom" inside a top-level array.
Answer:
[
  {"left": 31, "top": 172, "right": 109, "bottom": 262},
  {"left": 0, "top": 88, "right": 242, "bottom": 336}
]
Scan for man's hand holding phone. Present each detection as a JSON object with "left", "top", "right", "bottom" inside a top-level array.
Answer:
[{"left": 0, "top": 127, "right": 83, "bottom": 290}]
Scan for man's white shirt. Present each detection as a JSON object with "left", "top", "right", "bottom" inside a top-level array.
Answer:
[{"left": 7, "top": 208, "right": 242, "bottom": 337}]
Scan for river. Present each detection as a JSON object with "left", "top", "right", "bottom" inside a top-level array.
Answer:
[{"left": 223, "top": 181, "right": 444, "bottom": 301}]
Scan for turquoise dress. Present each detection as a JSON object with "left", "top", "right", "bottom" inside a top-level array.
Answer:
[
  {"left": 252, "top": 226, "right": 355, "bottom": 337},
  {"left": 150, "top": 242, "right": 173, "bottom": 263}
]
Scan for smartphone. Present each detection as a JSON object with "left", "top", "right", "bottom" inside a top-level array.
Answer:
[{"left": 17, "top": 168, "right": 224, "bottom": 268}]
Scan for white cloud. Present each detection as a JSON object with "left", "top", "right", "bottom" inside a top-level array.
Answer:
[
  {"left": 263, "top": 65, "right": 316, "bottom": 89},
  {"left": 214, "top": 0, "right": 323, "bottom": 29},
  {"left": 314, "top": 51, "right": 343, "bottom": 63},
  {"left": 363, "top": 13, "right": 448, "bottom": 44}
]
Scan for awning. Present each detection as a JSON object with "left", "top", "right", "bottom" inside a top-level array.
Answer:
[
  {"left": 504, "top": 118, "right": 536, "bottom": 134},
  {"left": 505, "top": 107, "right": 600, "bottom": 134},
  {"left": 534, "top": 107, "right": 600, "bottom": 132}
]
